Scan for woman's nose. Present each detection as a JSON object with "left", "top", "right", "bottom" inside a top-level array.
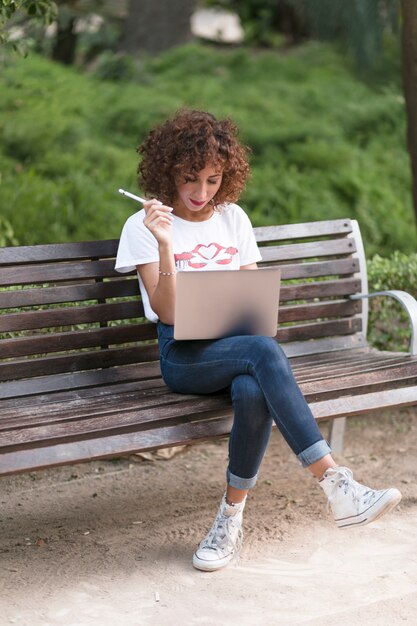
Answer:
[
  {"left": 201, "top": 182, "right": 208, "bottom": 199},
  {"left": 195, "top": 182, "right": 208, "bottom": 199}
]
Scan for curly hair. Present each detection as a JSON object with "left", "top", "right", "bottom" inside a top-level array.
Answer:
[{"left": 137, "top": 109, "right": 251, "bottom": 207}]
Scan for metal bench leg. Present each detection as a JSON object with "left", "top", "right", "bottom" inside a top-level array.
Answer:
[{"left": 329, "top": 417, "right": 346, "bottom": 455}]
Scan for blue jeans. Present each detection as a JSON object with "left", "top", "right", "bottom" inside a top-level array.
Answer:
[{"left": 157, "top": 322, "right": 331, "bottom": 490}]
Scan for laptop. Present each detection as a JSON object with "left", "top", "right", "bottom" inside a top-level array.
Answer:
[{"left": 174, "top": 268, "right": 281, "bottom": 340}]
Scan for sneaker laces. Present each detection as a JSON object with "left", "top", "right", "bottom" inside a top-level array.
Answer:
[
  {"left": 201, "top": 510, "right": 243, "bottom": 559},
  {"left": 326, "top": 467, "right": 377, "bottom": 511}
]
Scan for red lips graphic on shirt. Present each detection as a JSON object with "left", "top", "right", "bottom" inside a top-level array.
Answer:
[{"left": 175, "top": 243, "right": 238, "bottom": 269}]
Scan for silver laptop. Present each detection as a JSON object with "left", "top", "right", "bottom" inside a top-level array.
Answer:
[{"left": 174, "top": 268, "right": 281, "bottom": 340}]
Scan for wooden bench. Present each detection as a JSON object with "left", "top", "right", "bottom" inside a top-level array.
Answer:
[{"left": 1, "top": 218, "right": 417, "bottom": 476}]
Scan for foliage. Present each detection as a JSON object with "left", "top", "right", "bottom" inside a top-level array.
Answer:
[
  {"left": 0, "top": 1, "right": 113, "bottom": 60},
  {"left": 205, "top": 0, "right": 400, "bottom": 69},
  {"left": 0, "top": 216, "right": 18, "bottom": 246},
  {"left": 92, "top": 51, "right": 139, "bottom": 83},
  {"left": 0, "top": 0, "right": 57, "bottom": 51},
  {"left": 292, "top": 0, "right": 400, "bottom": 70},
  {"left": 0, "top": 43, "right": 414, "bottom": 255},
  {"left": 0, "top": 0, "right": 57, "bottom": 24},
  {"left": 368, "top": 251, "right": 417, "bottom": 293},
  {"left": 367, "top": 252, "right": 417, "bottom": 352}
]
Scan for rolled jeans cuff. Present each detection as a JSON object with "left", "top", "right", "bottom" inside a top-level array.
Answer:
[
  {"left": 297, "top": 439, "right": 332, "bottom": 468},
  {"left": 227, "top": 468, "right": 258, "bottom": 490}
]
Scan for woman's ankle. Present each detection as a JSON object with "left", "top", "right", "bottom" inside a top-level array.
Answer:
[
  {"left": 307, "top": 454, "right": 338, "bottom": 480},
  {"left": 226, "top": 486, "right": 249, "bottom": 505}
]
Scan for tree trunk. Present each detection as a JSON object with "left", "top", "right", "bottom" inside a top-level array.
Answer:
[
  {"left": 51, "top": 9, "right": 78, "bottom": 65},
  {"left": 120, "top": 0, "right": 198, "bottom": 54},
  {"left": 401, "top": 0, "right": 417, "bottom": 230}
]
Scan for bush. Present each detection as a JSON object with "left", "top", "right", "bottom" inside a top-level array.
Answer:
[
  {"left": 367, "top": 252, "right": 417, "bottom": 352},
  {"left": 92, "top": 52, "right": 139, "bottom": 83},
  {"left": 0, "top": 217, "right": 18, "bottom": 247},
  {"left": 0, "top": 44, "right": 414, "bottom": 255}
]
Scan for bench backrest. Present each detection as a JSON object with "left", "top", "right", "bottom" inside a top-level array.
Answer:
[{"left": 0, "top": 218, "right": 367, "bottom": 397}]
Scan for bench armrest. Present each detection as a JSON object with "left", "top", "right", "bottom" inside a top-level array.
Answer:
[{"left": 350, "top": 290, "right": 417, "bottom": 355}]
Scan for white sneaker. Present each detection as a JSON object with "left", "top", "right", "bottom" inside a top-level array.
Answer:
[
  {"left": 193, "top": 494, "right": 245, "bottom": 572},
  {"left": 320, "top": 466, "right": 402, "bottom": 529}
]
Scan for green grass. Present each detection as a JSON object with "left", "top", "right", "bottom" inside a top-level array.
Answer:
[{"left": 0, "top": 41, "right": 414, "bottom": 255}]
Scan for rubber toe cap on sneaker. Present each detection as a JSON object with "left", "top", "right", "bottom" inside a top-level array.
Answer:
[{"left": 192, "top": 549, "right": 234, "bottom": 572}]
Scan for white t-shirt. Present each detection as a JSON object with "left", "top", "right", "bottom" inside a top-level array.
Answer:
[{"left": 115, "top": 203, "right": 262, "bottom": 322}]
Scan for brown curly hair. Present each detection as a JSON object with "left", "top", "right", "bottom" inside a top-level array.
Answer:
[{"left": 137, "top": 109, "right": 251, "bottom": 207}]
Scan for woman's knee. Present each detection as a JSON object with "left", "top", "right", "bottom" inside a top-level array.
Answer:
[
  {"left": 231, "top": 374, "right": 263, "bottom": 401},
  {"left": 231, "top": 375, "right": 272, "bottom": 428},
  {"left": 250, "top": 336, "right": 291, "bottom": 374}
]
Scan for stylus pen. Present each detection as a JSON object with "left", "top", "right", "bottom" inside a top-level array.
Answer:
[{"left": 118, "top": 188, "right": 146, "bottom": 204}]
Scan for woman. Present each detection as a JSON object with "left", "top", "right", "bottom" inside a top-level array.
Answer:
[{"left": 115, "top": 109, "right": 401, "bottom": 572}]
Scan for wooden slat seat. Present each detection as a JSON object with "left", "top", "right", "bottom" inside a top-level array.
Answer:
[{"left": 1, "top": 218, "right": 417, "bottom": 476}]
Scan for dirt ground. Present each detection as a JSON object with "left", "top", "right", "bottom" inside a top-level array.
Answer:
[{"left": 1, "top": 409, "right": 416, "bottom": 626}]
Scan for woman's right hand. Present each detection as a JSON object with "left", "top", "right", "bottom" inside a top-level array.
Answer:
[{"left": 143, "top": 199, "right": 174, "bottom": 246}]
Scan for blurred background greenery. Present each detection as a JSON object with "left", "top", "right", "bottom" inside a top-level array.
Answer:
[
  {"left": 1, "top": 0, "right": 417, "bottom": 349},
  {"left": 0, "top": 42, "right": 412, "bottom": 253}
]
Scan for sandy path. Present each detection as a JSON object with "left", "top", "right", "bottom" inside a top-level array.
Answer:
[{"left": 0, "top": 411, "right": 416, "bottom": 625}]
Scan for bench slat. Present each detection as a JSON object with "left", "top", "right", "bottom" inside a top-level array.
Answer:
[
  {"left": 311, "top": 385, "right": 417, "bottom": 420},
  {"left": 0, "top": 345, "right": 159, "bottom": 382},
  {"left": 0, "top": 240, "right": 118, "bottom": 264},
  {"left": 0, "top": 392, "right": 216, "bottom": 442},
  {"left": 0, "top": 393, "right": 232, "bottom": 448},
  {"left": 0, "top": 279, "right": 139, "bottom": 310},
  {"left": 0, "top": 323, "right": 158, "bottom": 359},
  {"left": 295, "top": 354, "right": 409, "bottom": 380},
  {"left": 0, "top": 301, "right": 144, "bottom": 333},
  {"left": 0, "top": 259, "right": 118, "bottom": 287},
  {"left": 0, "top": 413, "right": 235, "bottom": 476},
  {"left": 279, "top": 299, "right": 360, "bottom": 323},
  {"left": 260, "top": 237, "right": 356, "bottom": 262},
  {"left": 276, "top": 258, "right": 359, "bottom": 280},
  {"left": 0, "top": 361, "right": 161, "bottom": 399},
  {"left": 253, "top": 219, "right": 352, "bottom": 242},
  {"left": 291, "top": 347, "right": 390, "bottom": 368},
  {"left": 279, "top": 278, "right": 361, "bottom": 302},
  {"left": 277, "top": 317, "right": 362, "bottom": 343},
  {"left": 0, "top": 382, "right": 170, "bottom": 423},
  {"left": 301, "top": 359, "right": 417, "bottom": 396},
  {"left": 283, "top": 334, "right": 366, "bottom": 357},
  {"left": 0, "top": 378, "right": 165, "bottom": 410}
]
